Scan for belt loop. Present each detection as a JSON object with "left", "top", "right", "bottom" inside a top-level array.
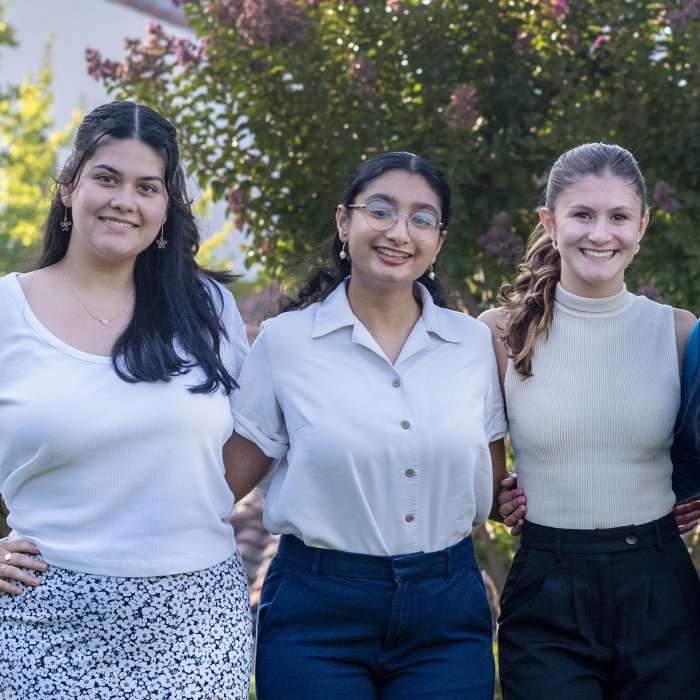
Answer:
[
  {"left": 554, "top": 529, "right": 563, "bottom": 562},
  {"left": 445, "top": 546, "right": 453, "bottom": 578},
  {"left": 654, "top": 520, "right": 663, "bottom": 551},
  {"left": 311, "top": 548, "right": 322, "bottom": 577}
]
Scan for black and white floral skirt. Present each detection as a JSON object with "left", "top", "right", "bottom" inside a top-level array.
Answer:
[{"left": 0, "top": 553, "right": 253, "bottom": 699}]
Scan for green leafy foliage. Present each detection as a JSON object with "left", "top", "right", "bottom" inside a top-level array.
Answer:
[
  {"left": 88, "top": 0, "right": 700, "bottom": 311},
  {"left": 0, "top": 10, "right": 75, "bottom": 274},
  {"left": 0, "top": 5, "right": 14, "bottom": 49}
]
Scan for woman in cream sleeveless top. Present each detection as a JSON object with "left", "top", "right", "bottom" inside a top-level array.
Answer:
[{"left": 480, "top": 143, "right": 700, "bottom": 699}]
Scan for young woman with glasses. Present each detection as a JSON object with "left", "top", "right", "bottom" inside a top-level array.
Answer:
[{"left": 225, "top": 151, "right": 508, "bottom": 698}]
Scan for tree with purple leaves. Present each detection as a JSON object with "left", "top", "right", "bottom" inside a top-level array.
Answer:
[{"left": 87, "top": 0, "right": 700, "bottom": 313}]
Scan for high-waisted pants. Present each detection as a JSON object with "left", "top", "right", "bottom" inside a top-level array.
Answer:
[
  {"left": 255, "top": 534, "right": 495, "bottom": 700},
  {"left": 498, "top": 512, "right": 700, "bottom": 699}
]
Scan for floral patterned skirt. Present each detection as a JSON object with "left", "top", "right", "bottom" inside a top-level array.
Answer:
[{"left": 0, "top": 553, "right": 252, "bottom": 699}]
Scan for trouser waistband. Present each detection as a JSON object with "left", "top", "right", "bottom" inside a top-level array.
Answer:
[
  {"left": 277, "top": 535, "right": 474, "bottom": 580},
  {"left": 521, "top": 512, "right": 679, "bottom": 557}
]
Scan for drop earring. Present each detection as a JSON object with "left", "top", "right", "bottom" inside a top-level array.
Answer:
[
  {"left": 157, "top": 223, "right": 167, "bottom": 249},
  {"left": 551, "top": 239, "right": 558, "bottom": 250},
  {"left": 61, "top": 207, "right": 72, "bottom": 232},
  {"left": 428, "top": 258, "right": 436, "bottom": 280},
  {"left": 339, "top": 241, "right": 347, "bottom": 260},
  {"left": 635, "top": 243, "right": 641, "bottom": 254}
]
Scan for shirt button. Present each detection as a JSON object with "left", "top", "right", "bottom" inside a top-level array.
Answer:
[
  {"left": 392, "top": 377, "right": 401, "bottom": 387},
  {"left": 405, "top": 468, "right": 415, "bottom": 478},
  {"left": 624, "top": 531, "right": 638, "bottom": 545},
  {"left": 401, "top": 420, "right": 410, "bottom": 430},
  {"left": 405, "top": 514, "right": 415, "bottom": 523}
]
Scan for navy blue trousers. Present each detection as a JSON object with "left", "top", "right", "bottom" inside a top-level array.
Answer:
[
  {"left": 255, "top": 535, "right": 495, "bottom": 699},
  {"left": 498, "top": 513, "right": 700, "bottom": 699}
]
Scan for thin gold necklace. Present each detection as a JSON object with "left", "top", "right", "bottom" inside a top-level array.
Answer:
[{"left": 60, "top": 262, "right": 134, "bottom": 326}]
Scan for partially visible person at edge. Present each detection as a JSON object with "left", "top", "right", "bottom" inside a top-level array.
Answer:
[
  {"left": 223, "top": 151, "right": 508, "bottom": 699},
  {"left": 670, "top": 319, "right": 700, "bottom": 507},
  {"left": 480, "top": 142, "right": 700, "bottom": 699},
  {"left": 0, "top": 101, "right": 252, "bottom": 698}
]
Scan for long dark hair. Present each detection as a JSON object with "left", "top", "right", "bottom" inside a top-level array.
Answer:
[
  {"left": 37, "top": 101, "right": 237, "bottom": 394},
  {"left": 280, "top": 151, "right": 452, "bottom": 312},
  {"left": 499, "top": 142, "right": 647, "bottom": 378}
]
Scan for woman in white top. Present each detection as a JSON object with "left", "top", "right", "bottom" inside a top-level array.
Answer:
[
  {"left": 481, "top": 143, "right": 700, "bottom": 698},
  {"left": 225, "top": 151, "right": 508, "bottom": 699},
  {"left": 0, "top": 102, "right": 252, "bottom": 699}
]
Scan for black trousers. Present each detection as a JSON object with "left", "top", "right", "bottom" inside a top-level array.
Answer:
[{"left": 498, "top": 513, "right": 700, "bottom": 700}]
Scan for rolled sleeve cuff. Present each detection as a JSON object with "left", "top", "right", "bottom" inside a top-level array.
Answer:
[
  {"left": 232, "top": 412, "right": 289, "bottom": 460},
  {"left": 487, "top": 419, "right": 508, "bottom": 443}
]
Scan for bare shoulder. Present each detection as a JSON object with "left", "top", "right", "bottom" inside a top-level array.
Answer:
[
  {"left": 477, "top": 307, "right": 510, "bottom": 384},
  {"left": 674, "top": 307, "right": 696, "bottom": 339},
  {"left": 673, "top": 307, "right": 697, "bottom": 365},
  {"left": 477, "top": 307, "right": 508, "bottom": 338}
]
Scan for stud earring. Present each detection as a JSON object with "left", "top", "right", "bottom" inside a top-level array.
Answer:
[
  {"left": 551, "top": 239, "right": 558, "bottom": 250},
  {"left": 61, "top": 207, "right": 72, "bottom": 232},
  {"left": 157, "top": 223, "right": 167, "bottom": 250},
  {"left": 339, "top": 241, "right": 347, "bottom": 260}
]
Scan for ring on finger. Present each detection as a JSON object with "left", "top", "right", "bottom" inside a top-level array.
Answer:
[{"left": 3, "top": 552, "right": 11, "bottom": 563}]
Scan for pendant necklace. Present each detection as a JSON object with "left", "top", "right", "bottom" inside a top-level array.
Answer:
[{"left": 60, "top": 262, "right": 134, "bottom": 326}]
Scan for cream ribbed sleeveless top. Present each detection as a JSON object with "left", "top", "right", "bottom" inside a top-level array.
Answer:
[{"left": 505, "top": 283, "right": 678, "bottom": 528}]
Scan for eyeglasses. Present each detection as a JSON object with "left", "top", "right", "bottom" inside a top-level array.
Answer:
[{"left": 347, "top": 200, "right": 443, "bottom": 241}]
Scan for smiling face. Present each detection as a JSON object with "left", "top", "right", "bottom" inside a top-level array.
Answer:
[
  {"left": 541, "top": 172, "right": 649, "bottom": 298},
  {"left": 63, "top": 138, "right": 168, "bottom": 266},
  {"left": 336, "top": 169, "right": 446, "bottom": 296}
]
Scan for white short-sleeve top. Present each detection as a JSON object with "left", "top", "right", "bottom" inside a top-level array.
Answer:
[
  {"left": 232, "top": 282, "right": 506, "bottom": 556},
  {"left": 0, "top": 272, "right": 249, "bottom": 577}
]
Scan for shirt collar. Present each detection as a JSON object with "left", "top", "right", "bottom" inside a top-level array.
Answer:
[{"left": 312, "top": 280, "right": 463, "bottom": 344}]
